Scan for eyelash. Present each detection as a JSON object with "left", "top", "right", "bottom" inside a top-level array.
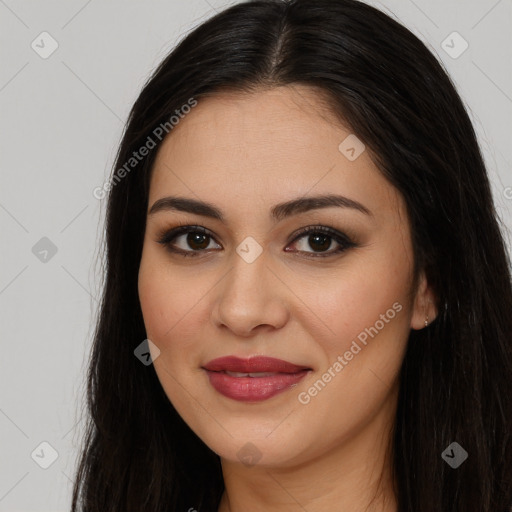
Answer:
[{"left": 156, "top": 223, "right": 357, "bottom": 259}]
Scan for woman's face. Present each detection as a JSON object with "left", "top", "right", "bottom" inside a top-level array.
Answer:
[{"left": 138, "top": 85, "right": 433, "bottom": 468}]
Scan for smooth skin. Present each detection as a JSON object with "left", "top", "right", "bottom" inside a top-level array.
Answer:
[{"left": 137, "top": 85, "right": 437, "bottom": 512}]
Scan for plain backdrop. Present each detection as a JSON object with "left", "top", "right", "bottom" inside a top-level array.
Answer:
[{"left": 0, "top": 0, "right": 511, "bottom": 510}]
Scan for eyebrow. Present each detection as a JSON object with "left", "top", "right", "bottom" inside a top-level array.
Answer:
[{"left": 148, "top": 194, "right": 372, "bottom": 221}]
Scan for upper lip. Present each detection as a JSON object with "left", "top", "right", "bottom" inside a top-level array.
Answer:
[{"left": 202, "top": 356, "right": 311, "bottom": 373}]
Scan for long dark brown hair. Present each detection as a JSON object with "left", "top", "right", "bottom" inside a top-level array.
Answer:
[{"left": 71, "top": 1, "right": 512, "bottom": 510}]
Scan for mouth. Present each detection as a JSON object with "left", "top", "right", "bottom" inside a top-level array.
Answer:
[
  {"left": 202, "top": 356, "right": 312, "bottom": 402},
  {"left": 202, "top": 355, "right": 312, "bottom": 373}
]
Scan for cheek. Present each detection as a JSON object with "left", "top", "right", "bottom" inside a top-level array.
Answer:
[
  {"left": 137, "top": 249, "right": 215, "bottom": 349},
  {"left": 138, "top": 265, "right": 170, "bottom": 341},
  {"left": 306, "top": 255, "right": 412, "bottom": 355},
  {"left": 291, "top": 264, "right": 411, "bottom": 439},
  {"left": 138, "top": 248, "right": 183, "bottom": 342}
]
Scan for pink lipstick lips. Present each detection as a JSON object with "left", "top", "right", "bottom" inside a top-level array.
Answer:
[{"left": 202, "top": 356, "right": 311, "bottom": 402}]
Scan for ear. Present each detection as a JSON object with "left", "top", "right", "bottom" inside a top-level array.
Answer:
[{"left": 410, "top": 271, "right": 438, "bottom": 330}]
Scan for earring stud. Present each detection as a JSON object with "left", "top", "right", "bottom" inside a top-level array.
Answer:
[{"left": 425, "top": 315, "right": 429, "bottom": 327}]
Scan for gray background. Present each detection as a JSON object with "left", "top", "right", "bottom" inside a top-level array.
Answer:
[{"left": 1, "top": 0, "right": 511, "bottom": 510}]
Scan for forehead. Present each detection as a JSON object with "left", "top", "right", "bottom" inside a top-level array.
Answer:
[{"left": 149, "top": 86, "right": 402, "bottom": 222}]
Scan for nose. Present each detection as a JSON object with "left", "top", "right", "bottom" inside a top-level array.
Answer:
[{"left": 211, "top": 249, "right": 290, "bottom": 337}]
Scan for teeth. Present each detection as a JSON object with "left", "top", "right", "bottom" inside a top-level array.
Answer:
[{"left": 225, "top": 371, "right": 277, "bottom": 377}]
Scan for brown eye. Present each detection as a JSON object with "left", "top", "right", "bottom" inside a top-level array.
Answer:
[
  {"left": 157, "top": 226, "right": 221, "bottom": 257},
  {"left": 286, "top": 226, "right": 356, "bottom": 258},
  {"left": 157, "top": 224, "right": 356, "bottom": 259},
  {"left": 185, "top": 232, "right": 210, "bottom": 250},
  {"left": 305, "top": 233, "right": 332, "bottom": 252}
]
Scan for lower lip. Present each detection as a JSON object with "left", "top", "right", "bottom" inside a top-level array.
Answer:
[{"left": 204, "top": 370, "right": 309, "bottom": 402}]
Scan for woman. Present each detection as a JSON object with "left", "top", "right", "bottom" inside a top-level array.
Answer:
[{"left": 71, "top": 1, "right": 512, "bottom": 511}]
